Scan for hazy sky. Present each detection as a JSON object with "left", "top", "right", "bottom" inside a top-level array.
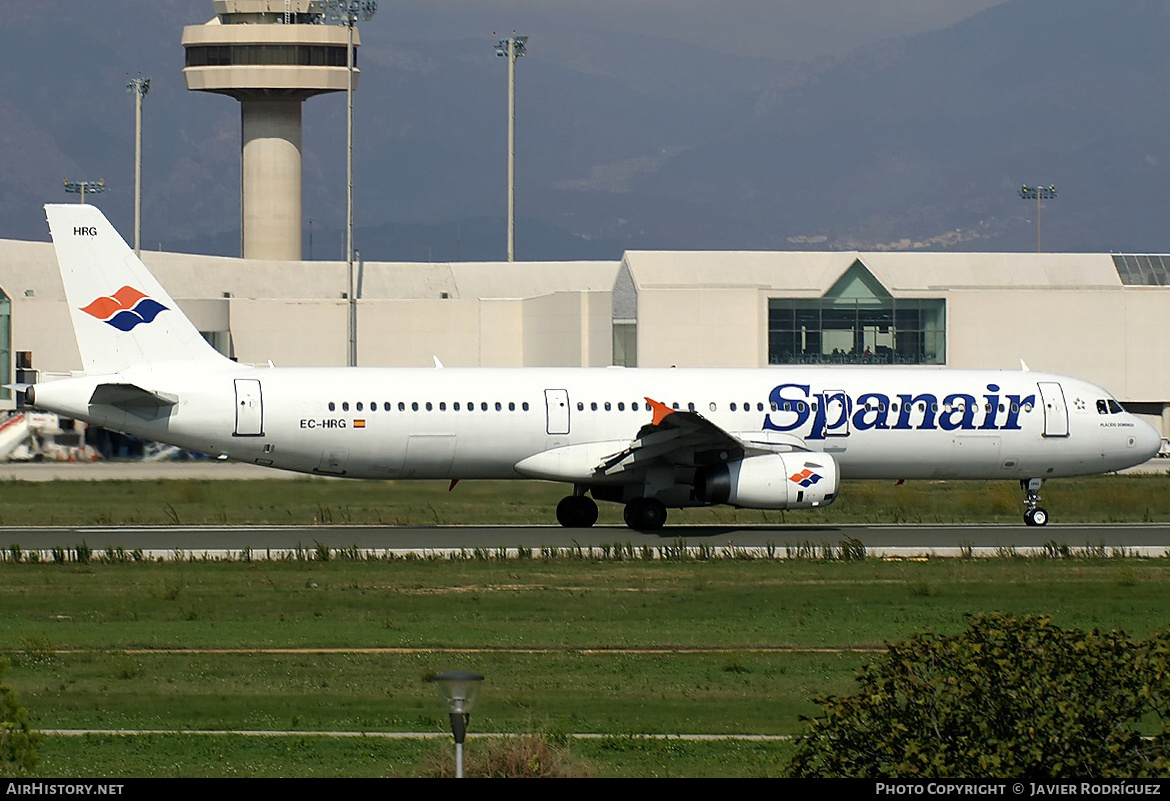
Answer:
[{"left": 386, "top": 0, "right": 1009, "bottom": 60}]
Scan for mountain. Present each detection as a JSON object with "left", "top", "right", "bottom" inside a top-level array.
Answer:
[{"left": 0, "top": 1, "right": 1168, "bottom": 258}]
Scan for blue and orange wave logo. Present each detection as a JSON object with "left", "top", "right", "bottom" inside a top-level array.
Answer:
[
  {"left": 789, "top": 468, "right": 823, "bottom": 488},
  {"left": 80, "top": 286, "right": 168, "bottom": 332}
]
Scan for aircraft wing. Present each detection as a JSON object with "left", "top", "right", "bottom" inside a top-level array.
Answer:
[
  {"left": 514, "top": 396, "right": 813, "bottom": 482},
  {"left": 596, "top": 397, "right": 811, "bottom": 477}
]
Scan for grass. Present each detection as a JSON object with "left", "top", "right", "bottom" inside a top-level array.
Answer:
[
  {"left": 0, "top": 472, "right": 1167, "bottom": 526},
  {"left": 1, "top": 557, "right": 1168, "bottom": 777},
  {"left": 0, "top": 473, "right": 1167, "bottom": 776}
]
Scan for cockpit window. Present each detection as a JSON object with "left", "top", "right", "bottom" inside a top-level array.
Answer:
[
  {"left": 1108, "top": 399, "right": 1125, "bottom": 414},
  {"left": 1097, "top": 399, "right": 1109, "bottom": 414}
]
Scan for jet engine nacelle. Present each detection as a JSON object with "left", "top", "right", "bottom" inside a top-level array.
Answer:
[{"left": 694, "top": 452, "right": 839, "bottom": 509}]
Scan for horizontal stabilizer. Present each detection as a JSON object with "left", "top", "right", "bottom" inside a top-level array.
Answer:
[{"left": 90, "top": 383, "right": 178, "bottom": 412}]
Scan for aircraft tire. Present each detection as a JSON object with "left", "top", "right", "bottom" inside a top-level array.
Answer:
[
  {"left": 1024, "top": 507, "right": 1049, "bottom": 527},
  {"left": 625, "top": 498, "right": 667, "bottom": 532},
  {"left": 556, "top": 495, "right": 599, "bottom": 528}
]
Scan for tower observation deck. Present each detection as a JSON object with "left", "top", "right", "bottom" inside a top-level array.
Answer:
[{"left": 182, "top": 1, "right": 359, "bottom": 260}]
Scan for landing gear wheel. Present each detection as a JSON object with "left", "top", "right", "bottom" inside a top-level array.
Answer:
[
  {"left": 1020, "top": 478, "right": 1048, "bottom": 527},
  {"left": 1024, "top": 507, "right": 1049, "bottom": 527},
  {"left": 623, "top": 498, "right": 667, "bottom": 532},
  {"left": 556, "top": 495, "right": 598, "bottom": 528}
]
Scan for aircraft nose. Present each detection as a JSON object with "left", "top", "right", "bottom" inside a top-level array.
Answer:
[{"left": 1135, "top": 418, "right": 1162, "bottom": 462}]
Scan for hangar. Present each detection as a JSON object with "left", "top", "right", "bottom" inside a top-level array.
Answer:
[{"left": 1, "top": 236, "right": 1168, "bottom": 435}]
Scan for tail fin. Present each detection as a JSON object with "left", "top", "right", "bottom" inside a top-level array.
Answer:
[{"left": 45, "top": 203, "right": 230, "bottom": 375}]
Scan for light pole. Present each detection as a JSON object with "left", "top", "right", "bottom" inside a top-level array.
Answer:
[
  {"left": 325, "top": 1, "right": 377, "bottom": 367},
  {"left": 495, "top": 33, "right": 527, "bottom": 262},
  {"left": 63, "top": 180, "right": 107, "bottom": 204},
  {"left": 1019, "top": 184, "right": 1057, "bottom": 252},
  {"left": 429, "top": 670, "right": 484, "bottom": 778},
  {"left": 127, "top": 77, "right": 150, "bottom": 257}
]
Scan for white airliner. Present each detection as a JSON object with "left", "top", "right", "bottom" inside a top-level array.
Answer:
[{"left": 25, "top": 204, "right": 1161, "bottom": 530}]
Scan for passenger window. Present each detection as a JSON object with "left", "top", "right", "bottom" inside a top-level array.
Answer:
[
  {"left": 328, "top": 402, "right": 336, "bottom": 412},
  {"left": 342, "top": 402, "right": 349, "bottom": 411}
]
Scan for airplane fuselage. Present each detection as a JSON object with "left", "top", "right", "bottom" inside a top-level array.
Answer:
[{"left": 32, "top": 364, "right": 1157, "bottom": 488}]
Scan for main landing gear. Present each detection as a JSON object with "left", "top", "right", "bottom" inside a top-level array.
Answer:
[
  {"left": 554, "top": 491, "right": 669, "bottom": 532},
  {"left": 1021, "top": 478, "right": 1049, "bottom": 527},
  {"left": 555, "top": 493, "right": 598, "bottom": 528},
  {"left": 622, "top": 497, "right": 667, "bottom": 532}
]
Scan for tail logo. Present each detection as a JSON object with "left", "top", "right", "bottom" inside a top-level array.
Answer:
[
  {"left": 80, "top": 286, "right": 168, "bottom": 332},
  {"left": 789, "top": 468, "right": 823, "bottom": 487}
]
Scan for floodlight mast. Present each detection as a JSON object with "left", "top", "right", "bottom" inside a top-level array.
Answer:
[
  {"left": 1019, "top": 183, "right": 1057, "bottom": 252},
  {"left": 495, "top": 34, "right": 527, "bottom": 262},
  {"left": 127, "top": 77, "right": 151, "bottom": 257},
  {"left": 325, "top": 1, "right": 377, "bottom": 367},
  {"left": 63, "top": 180, "right": 108, "bottom": 204}
]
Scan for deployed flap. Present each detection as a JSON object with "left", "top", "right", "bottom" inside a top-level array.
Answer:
[{"left": 597, "top": 397, "right": 811, "bottom": 478}]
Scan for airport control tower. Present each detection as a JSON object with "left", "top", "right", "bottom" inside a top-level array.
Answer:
[{"left": 182, "top": 1, "right": 359, "bottom": 260}]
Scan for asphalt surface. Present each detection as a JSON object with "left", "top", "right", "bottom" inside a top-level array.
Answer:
[
  {"left": 0, "top": 459, "right": 1164, "bottom": 557},
  {"left": 0, "top": 522, "right": 1164, "bottom": 558}
]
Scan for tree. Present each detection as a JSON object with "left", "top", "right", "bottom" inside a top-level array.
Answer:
[
  {"left": 0, "top": 658, "right": 40, "bottom": 775},
  {"left": 787, "top": 612, "right": 1170, "bottom": 778}
]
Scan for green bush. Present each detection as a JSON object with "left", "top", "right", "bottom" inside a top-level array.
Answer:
[
  {"left": 788, "top": 612, "right": 1170, "bottom": 778},
  {"left": 0, "top": 658, "right": 40, "bottom": 775}
]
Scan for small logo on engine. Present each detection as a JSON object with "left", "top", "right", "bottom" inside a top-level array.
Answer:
[{"left": 789, "top": 468, "right": 823, "bottom": 487}]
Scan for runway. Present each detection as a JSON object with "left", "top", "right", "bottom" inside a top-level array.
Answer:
[
  {"left": 0, "top": 522, "right": 1165, "bottom": 558},
  {"left": 0, "top": 460, "right": 1165, "bottom": 558}
]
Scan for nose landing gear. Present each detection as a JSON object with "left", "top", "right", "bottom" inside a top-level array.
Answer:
[{"left": 1021, "top": 478, "right": 1048, "bottom": 526}]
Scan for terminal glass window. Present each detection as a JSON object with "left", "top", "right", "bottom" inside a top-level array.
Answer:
[
  {"left": 767, "top": 261, "right": 944, "bottom": 365},
  {"left": 612, "top": 322, "right": 637, "bottom": 367}
]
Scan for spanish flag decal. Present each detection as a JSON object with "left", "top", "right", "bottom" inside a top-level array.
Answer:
[{"left": 353, "top": 419, "right": 366, "bottom": 429}]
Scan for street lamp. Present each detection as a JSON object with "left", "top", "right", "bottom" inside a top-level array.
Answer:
[
  {"left": 495, "top": 33, "right": 527, "bottom": 262},
  {"left": 127, "top": 77, "right": 151, "bottom": 257},
  {"left": 63, "top": 180, "right": 107, "bottom": 204},
  {"left": 1019, "top": 183, "right": 1057, "bottom": 252},
  {"left": 324, "top": 1, "right": 377, "bottom": 367},
  {"left": 429, "top": 669, "right": 484, "bottom": 778}
]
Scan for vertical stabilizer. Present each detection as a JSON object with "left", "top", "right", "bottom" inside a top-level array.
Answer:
[{"left": 45, "top": 203, "right": 229, "bottom": 375}]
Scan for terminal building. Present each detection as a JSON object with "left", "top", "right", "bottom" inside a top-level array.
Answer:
[{"left": 0, "top": 237, "right": 1168, "bottom": 436}]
